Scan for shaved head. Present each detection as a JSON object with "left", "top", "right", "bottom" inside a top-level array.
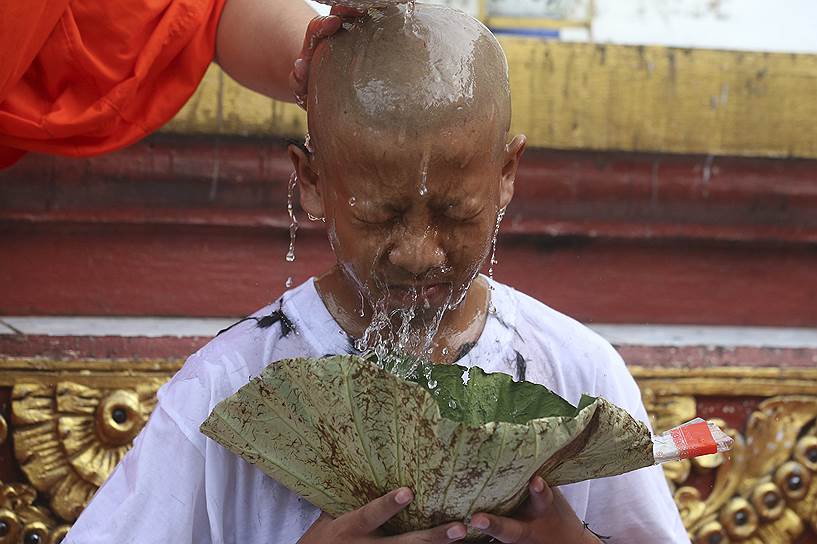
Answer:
[
  {"left": 290, "top": 3, "right": 527, "bottom": 352},
  {"left": 307, "top": 4, "right": 511, "bottom": 150}
]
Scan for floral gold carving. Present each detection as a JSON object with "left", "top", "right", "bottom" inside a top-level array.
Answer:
[
  {"left": 638, "top": 384, "right": 817, "bottom": 543},
  {"left": 0, "top": 481, "right": 70, "bottom": 544},
  {"left": 2, "top": 360, "right": 817, "bottom": 541},
  {"left": 11, "top": 382, "right": 158, "bottom": 522}
]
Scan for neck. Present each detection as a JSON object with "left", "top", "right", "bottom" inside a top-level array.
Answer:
[{"left": 315, "top": 266, "right": 490, "bottom": 364}]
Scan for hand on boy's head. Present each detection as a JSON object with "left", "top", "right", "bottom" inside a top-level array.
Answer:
[
  {"left": 298, "top": 488, "right": 468, "bottom": 543},
  {"left": 469, "top": 477, "right": 603, "bottom": 544},
  {"left": 291, "top": 6, "right": 364, "bottom": 108},
  {"left": 289, "top": 5, "right": 527, "bottom": 313}
]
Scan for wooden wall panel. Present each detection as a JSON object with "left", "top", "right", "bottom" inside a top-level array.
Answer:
[{"left": 164, "top": 42, "right": 817, "bottom": 158}]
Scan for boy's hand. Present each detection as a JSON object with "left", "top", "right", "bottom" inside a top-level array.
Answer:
[
  {"left": 470, "top": 477, "right": 602, "bottom": 544},
  {"left": 298, "top": 487, "right": 468, "bottom": 543},
  {"left": 291, "top": 6, "right": 364, "bottom": 108}
]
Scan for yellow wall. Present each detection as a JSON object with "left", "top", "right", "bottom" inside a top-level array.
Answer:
[{"left": 164, "top": 40, "right": 817, "bottom": 158}]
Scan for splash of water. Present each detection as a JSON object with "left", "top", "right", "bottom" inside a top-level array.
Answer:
[
  {"left": 355, "top": 282, "right": 453, "bottom": 382},
  {"left": 404, "top": 0, "right": 416, "bottom": 24},
  {"left": 286, "top": 172, "right": 300, "bottom": 263},
  {"left": 403, "top": 0, "right": 420, "bottom": 36},
  {"left": 488, "top": 207, "right": 506, "bottom": 278}
]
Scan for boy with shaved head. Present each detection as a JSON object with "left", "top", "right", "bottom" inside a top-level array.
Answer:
[{"left": 65, "top": 5, "right": 688, "bottom": 544}]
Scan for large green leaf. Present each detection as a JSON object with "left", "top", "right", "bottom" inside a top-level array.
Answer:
[
  {"left": 200, "top": 356, "right": 654, "bottom": 540},
  {"left": 415, "top": 364, "right": 581, "bottom": 425}
]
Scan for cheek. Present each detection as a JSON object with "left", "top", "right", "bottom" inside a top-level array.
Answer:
[
  {"left": 441, "top": 220, "right": 495, "bottom": 270},
  {"left": 330, "top": 217, "right": 388, "bottom": 274}
]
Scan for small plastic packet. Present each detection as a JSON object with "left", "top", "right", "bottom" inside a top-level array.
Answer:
[{"left": 653, "top": 418, "right": 733, "bottom": 464}]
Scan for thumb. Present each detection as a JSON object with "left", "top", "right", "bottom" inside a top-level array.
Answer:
[{"left": 524, "top": 476, "right": 555, "bottom": 517}]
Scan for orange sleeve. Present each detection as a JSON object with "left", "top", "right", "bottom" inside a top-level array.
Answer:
[{"left": 0, "top": 0, "right": 227, "bottom": 169}]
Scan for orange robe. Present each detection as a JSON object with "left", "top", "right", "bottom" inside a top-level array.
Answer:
[{"left": 0, "top": 0, "right": 226, "bottom": 169}]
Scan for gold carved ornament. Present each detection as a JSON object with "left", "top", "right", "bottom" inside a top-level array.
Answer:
[
  {"left": 642, "top": 385, "right": 817, "bottom": 544},
  {"left": 0, "top": 481, "right": 69, "bottom": 544},
  {"left": 1, "top": 361, "right": 816, "bottom": 543},
  {"left": 11, "top": 382, "right": 159, "bottom": 528}
]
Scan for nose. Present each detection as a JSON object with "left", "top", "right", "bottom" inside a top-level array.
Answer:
[{"left": 388, "top": 227, "right": 446, "bottom": 277}]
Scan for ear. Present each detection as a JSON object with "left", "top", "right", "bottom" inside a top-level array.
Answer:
[
  {"left": 288, "top": 143, "right": 324, "bottom": 220},
  {"left": 499, "top": 134, "right": 527, "bottom": 210}
]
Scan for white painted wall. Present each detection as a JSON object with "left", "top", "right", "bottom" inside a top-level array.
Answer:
[
  {"left": 306, "top": 0, "right": 817, "bottom": 54},
  {"left": 589, "top": 0, "right": 817, "bottom": 54}
]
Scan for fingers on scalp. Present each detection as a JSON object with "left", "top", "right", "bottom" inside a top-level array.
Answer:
[
  {"left": 317, "top": 15, "right": 343, "bottom": 39},
  {"left": 302, "top": 16, "right": 330, "bottom": 56},
  {"left": 331, "top": 6, "right": 365, "bottom": 17}
]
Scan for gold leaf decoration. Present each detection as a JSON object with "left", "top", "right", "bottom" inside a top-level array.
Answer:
[
  {"left": 644, "top": 392, "right": 817, "bottom": 543},
  {"left": 0, "top": 480, "right": 70, "bottom": 544},
  {"left": 1, "top": 361, "right": 815, "bottom": 542},
  {"left": 11, "top": 382, "right": 158, "bottom": 522}
]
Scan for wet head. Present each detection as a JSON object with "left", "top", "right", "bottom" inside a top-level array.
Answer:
[{"left": 289, "top": 4, "right": 526, "bottom": 355}]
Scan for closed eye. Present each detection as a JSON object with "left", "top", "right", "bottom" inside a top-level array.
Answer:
[
  {"left": 444, "top": 205, "right": 485, "bottom": 222},
  {"left": 353, "top": 213, "right": 400, "bottom": 225}
]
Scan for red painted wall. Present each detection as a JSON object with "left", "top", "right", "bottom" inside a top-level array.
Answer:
[{"left": 2, "top": 138, "right": 816, "bottom": 325}]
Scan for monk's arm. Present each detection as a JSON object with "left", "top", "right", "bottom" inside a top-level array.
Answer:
[{"left": 216, "top": 0, "right": 317, "bottom": 102}]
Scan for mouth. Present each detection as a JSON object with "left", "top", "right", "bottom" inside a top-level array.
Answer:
[{"left": 386, "top": 283, "right": 451, "bottom": 308}]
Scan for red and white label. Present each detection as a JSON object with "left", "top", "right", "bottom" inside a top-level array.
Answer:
[{"left": 670, "top": 421, "right": 718, "bottom": 459}]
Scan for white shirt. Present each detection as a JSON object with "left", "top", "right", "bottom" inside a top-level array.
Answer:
[{"left": 65, "top": 278, "right": 689, "bottom": 543}]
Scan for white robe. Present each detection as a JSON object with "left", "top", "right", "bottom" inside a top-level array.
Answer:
[{"left": 65, "top": 278, "right": 689, "bottom": 543}]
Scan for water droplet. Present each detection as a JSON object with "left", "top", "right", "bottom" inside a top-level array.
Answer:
[
  {"left": 286, "top": 277, "right": 294, "bottom": 288},
  {"left": 307, "top": 212, "right": 325, "bottom": 222},
  {"left": 428, "top": 379, "right": 438, "bottom": 389},
  {"left": 404, "top": 0, "right": 417, "bottom": 29},
  {"left": 304, "top": 133, "right": 314, "bottom": 153},
  {"left": 448, "top": 399, "right": 457, "bottom": 409},
  {"left": 348, "top": 197, "right": 357, "bottom": 207},
  {"left": 286, "top": 172, "right": 300, "bottom": 263},
  {"left": 418, "top": 151, "right": 430, "bottom": 197},
  {"left": 488, "top": 207, "right": 506, "bottom": 278}
]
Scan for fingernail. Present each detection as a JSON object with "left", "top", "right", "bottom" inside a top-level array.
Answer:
[
  {"left": 294, "top": 59, "right": 307, "bottom": 80},
  {"left": 447, "top": 525, "right": 466, "bottom": 539},
  {"left": 471, "top": 516, "right": 489, "bottom": 530},
  {"left": 532, "top": 476, "right": 545, "bottom": 493},
  {"left": 395, "top": 488, "right": 413, "bottom": 505}
]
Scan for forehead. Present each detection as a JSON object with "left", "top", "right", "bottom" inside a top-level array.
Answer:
[
  {"left": 318, "top": 114, "right": 503, "bottom": 172},
  {"left": 319, "top": 125, "right": 502, "bottom": 202}
]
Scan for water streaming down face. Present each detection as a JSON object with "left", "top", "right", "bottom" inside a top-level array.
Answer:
[
  {"left": 488, "top": 207, "right": 506, "bottom": 279},
  {"left": 418, "top": 150, "right": 430, "bottom": 197},
  {"left": 304, "top": 4, "right": 518, "bottom": 374},
  {"left": 404, "top": 0, "right": 419, "bottom": 35},
  {"left": 286, "top": 172, "right": 300, "bottom": 263}
]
